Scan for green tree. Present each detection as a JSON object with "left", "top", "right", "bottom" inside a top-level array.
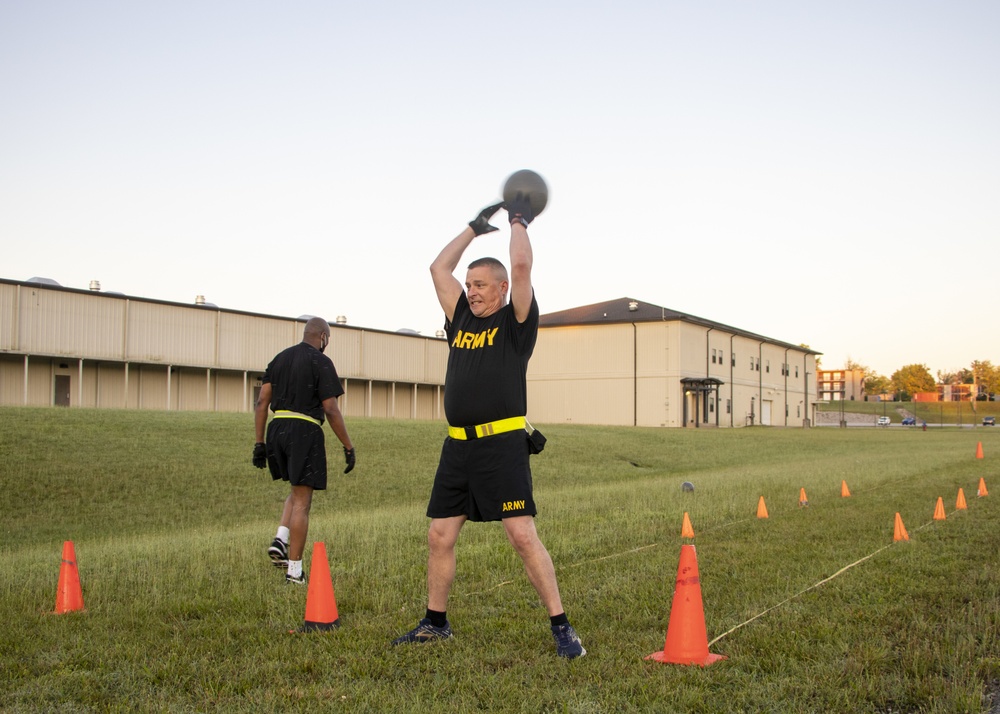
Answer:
[
  {"left": 864, "top": 374, "right": 890, "bottom": 397},
  {"left": 971, "top": 360, "right": 998, "bottom": 398},
  {"left": 891, "top": 364, "right": 935, "bottom": 399}
]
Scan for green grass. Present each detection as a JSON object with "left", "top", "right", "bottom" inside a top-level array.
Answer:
[
  {"left": 2, "top": 408, "right": 1000, "bottom": 713},
  {"left": 817, "top": 399, "right": 997, "bottom": 426}
]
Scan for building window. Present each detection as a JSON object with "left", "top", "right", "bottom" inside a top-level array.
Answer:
[
  {"left": 726, "top": 399, "right": 731, "bottom": 414},
  {"left": 731, "top": 353, "right": 736, "bottom": 367},
  {"left": 795, "top": 366, "right": 799, "bottom": 378},
  {"left": 750, "top": 357, "right": 754, "bottom": 370},
  {"left": 797, "top": 404, "right": 801, "bottom": 417},
  {"left": 711, "top": 348, "right": 717, "bottom": 364},
  {"left": 756, "top": 358, "right": 760, "bottom": 372},
  {"left": 766, "top": 360, "right": 770, "bottom": 373},
  {"left": 709, "top": 399, "right": 715, "bottom": 413}
]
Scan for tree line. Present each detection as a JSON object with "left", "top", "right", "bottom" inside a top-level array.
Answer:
[{"left": 844, "top": 359, "right": 998, "bottom": 401}]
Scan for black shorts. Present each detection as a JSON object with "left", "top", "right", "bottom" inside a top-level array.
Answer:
[
  {"left": 265, "top": 419, "right": 327, "bottom": 490},
  {"left": 427, "top": 430, "right": 536, "bottom": 522}
]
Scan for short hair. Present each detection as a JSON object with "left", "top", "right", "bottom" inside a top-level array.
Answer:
[
  {"left": 467, "top": 257, "right": 508, "bottom": 281},
  {"left": 303, "top": 317, "right": 330, "bottom": 339}
]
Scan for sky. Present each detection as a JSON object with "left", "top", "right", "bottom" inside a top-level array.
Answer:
[{"left": 2, "top": 1, "right": 997, "bottom": 379}]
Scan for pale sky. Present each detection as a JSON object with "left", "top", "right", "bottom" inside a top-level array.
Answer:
[{"left": 2, "top": 1, "right": 997, "bottom": 379}]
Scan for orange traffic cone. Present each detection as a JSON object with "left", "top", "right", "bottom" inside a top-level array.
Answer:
[
  {"left": 54, "top": 541, "right": 84, "bottom": 614},
  {"left": 978, "top": 477, "right": 989, "bottom": 497},
  {"left": 932, "top": 497, "right": 946, "bottom": 520},
  {"left": 956, "top": 488, "right": 967, "bottom": 510},
  {"left": 976, "top": 442, "right": 984, "bottom": 459},
  {"left": 893, "top": 513, "right": 909, "bottom": 542},
  {"left": 798, "top": 488, "right": 809, "bottom": 507},
  {"left": 645, "top": 544, "right": 726, "bottom": 666},
  {"left": 756, "top": 496, "right": 769, "bottom": 519},
  {"left": 681, "top": 512, "right": 695, "bottom": 539},
  {"left": 841, "top": 480, "right": 851, "bottom": 498},
  {"left": 294, "top": 542, "right": 340, "bottom": 632}
]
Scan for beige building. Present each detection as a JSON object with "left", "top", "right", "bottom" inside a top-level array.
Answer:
[
  {"left": 0, "top": 278, "right": 448, "bottom": 419},
  {"left": 816, "top": 368, "right": 866, "bottom": 402},
  {"left": 528, "top": 298, "right": 820, "bottom": 428},
  {"left": 2, "top": 280, "right": 819, "bottom": 428}
]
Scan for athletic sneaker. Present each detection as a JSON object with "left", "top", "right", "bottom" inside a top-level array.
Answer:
[
  {"left": 285, "top": 572, "right": 306, "bottom": 585},
  {"left": 552, "top": 624, "right": 586, "bottom": 659},
  {"left": 268, "top": 538, "right": 288, "bottom": 568},
  {"left": 391, "top": 618, "right": 453, "bottom": 645}
]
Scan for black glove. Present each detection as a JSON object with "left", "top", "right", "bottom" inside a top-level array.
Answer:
[
  {"left": 507, "top": 192, "right": 534, "bottom": 226},
  {"left": 252, "top": 442, "right": 267, "bottom": 469},
  {"left": 468, "top": 201, "right": 504, "bottom": 236},
  {"left": 343, "top": 447, "right": 356, "bottom": 474}
]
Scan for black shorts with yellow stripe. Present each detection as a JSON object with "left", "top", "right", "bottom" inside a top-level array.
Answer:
[
  {"left": 426, "top": 430, "right": 535, "bottom": 522},
  {"left": 265, "top": 418, "right": 327, "bottom": 490}
]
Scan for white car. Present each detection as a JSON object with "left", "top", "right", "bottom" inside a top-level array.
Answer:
[{"left": 877, "top": 416, "right": 891, "bottom": 427}]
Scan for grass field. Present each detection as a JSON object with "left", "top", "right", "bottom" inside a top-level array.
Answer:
[{"left": 2, "top": 407, "right": 999, "bottom": 713}]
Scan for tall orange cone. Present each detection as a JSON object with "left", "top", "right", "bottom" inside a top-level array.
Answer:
[
  {"left": 645, "top": 545, "right": 726, "bottom": 666},
  {"left": 893, "top": 513, "right": 909, "bottom": 542},
  {"left": 932, "top": 497, "right": 946, "bottom": 520},
  {"left": 978, "top": 477, "right": 989, "bottom": 497},
  {"left": 756, "top": 496, "right": 769, "bottom": 519},
  {"left": 54, "top": 541, "right": 84, "bottom": 614},
  {"left": 798, "top": 488, "right": 809, "bottom": 507},
  {"left": 295, "top": 542, "right": 339, "bottom": 632},
  {"left": 681, "top": 512, "right": 695, "bottom": 539},
  {"left": 956, "top": 488, "right": 967, "bottom": 510},
  {"left": 976, "top": 441, "right": 984, "bottom": 459},
  {"left": 841, "top": 480, "right": 851, "bottom": 498}
]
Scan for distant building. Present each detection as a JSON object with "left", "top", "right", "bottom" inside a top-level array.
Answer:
[{"left": 816, "top": 368, "right": 865, "bottom": 401}]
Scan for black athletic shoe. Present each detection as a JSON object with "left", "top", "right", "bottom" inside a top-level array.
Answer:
[
  {"left": 552, "top": 624, "right": 586, "bottom": 659},
  {"left": 268, "top": 538, "right": 288, "bottom": 568},
  {"left": 285, "top": 572, "right": 306, "bottom": 585},
  {"left": 391, "top": 618, "right": 453, "bottom": 645}
]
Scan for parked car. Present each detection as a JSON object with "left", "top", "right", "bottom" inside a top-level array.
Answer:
[
  {"left": 877, "top": 416, "right": 891, "bottom": 426},
  {"left": 984, "top": 416, "right": 996, "bottom": 426},
  {"left": 902, "top": 417, "right": 916, "bottom": 426}
]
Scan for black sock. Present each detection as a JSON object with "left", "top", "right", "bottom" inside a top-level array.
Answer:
[
  {"left": 426, "top": 609, "right": 447, "bottom": 628},
  {"left": 550, "top": 612, "right": 569, "bottom": 628}
]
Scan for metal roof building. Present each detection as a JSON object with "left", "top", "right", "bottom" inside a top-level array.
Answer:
[
  {"left": 0, "top": 278, "right": 448, "bottom": 419},
  {"left": 2, "top": 279, "right": 820, "bottom": 428}
]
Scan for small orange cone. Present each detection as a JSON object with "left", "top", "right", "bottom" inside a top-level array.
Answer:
[
  {"left": 956, "top": 488, "right": 967, "bottom": 510},
  {"left": 645, "top": 545, "right": 726, "bottom": 666},
  {"left": 841, "top": 480, "right": 851, "bottom": 498},
  {"left": 932, "top": 497, "right": 946, "bottom": 520},
  {"left": 54, "top": 541, "right": 84, "bottom": 614},
  {"left": 978, "top": 477, "right": 989, "bottom": 497},
  {"left": 893, "top": 513, "right": 909, "bottom": 542},
  {"left": 295, "top": 542, "right": 340, "bottom": 632},
  {"left": 681, "top": 512, "right": 695, "bottom": 539},
  {"left": 756, "top": 496, "right": 769, "bottom": 519},
  {"left": 798, "top": 488, "right": 809, "bottom": 507},
  {"left": 976, "top": 442, "right": 984, "bottom": 459}
]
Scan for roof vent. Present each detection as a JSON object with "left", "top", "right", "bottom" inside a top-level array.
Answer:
[
  {"left": 195, "top": 295, "right": 206, "bottom": 305},
  {"left": 89, "top": 280, "right": 101, "bottom": 291},
  {"left": 435, "top": 330, "right": 446, "bottom": 339},
  {"left": 335, "top": 315, "right": 347, "bottom": 325},
  {"left": 27, "top": 276, "right": 61, "bottom": 286},
  {"left": 628, "top": 300, "right": 639, "bottom": 312}
]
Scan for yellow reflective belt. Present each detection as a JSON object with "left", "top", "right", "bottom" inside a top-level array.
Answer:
[
  {"left": 273, "top": 410, "right": 321, "bottom": 427},
  {"left": 448, "top": 416, "right": 526, "bottom": 441}
]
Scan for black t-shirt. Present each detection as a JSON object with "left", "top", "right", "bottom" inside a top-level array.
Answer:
[
  {"left": 443, "top": 292, "right": 539, "bottom": 427},
  {"left": 262, "top": 342, "right": 344, "bottom": 424}
]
